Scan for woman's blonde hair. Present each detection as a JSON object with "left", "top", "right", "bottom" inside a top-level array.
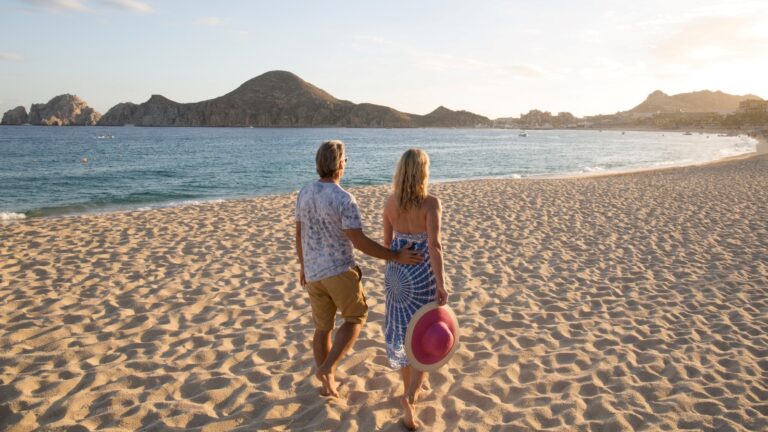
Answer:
[{"left": 393, "top": 148, "right": 430, "bottom": 211}]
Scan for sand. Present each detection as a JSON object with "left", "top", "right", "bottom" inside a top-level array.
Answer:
[{"left": 1, "top": 154, "right": 767, "bottom": 431}]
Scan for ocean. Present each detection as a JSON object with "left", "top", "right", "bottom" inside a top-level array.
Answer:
[{"left": 0, "top": 126, "right": 756, "bottom": 220}]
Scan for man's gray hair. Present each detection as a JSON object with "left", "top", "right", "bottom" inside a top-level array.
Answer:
[{"left": 316, "top": 140, "right": 345, "bottom": 179}]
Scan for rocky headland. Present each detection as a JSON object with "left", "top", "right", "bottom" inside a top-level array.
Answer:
[
  {"left": 1, "top": 106, "right": 28, "bottom": 125},
  {"left": 2, "top": 94, "right": 101, "bottom": 126}
]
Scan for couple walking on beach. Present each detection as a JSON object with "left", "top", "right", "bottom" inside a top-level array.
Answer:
[{"left": 295, "top": 140, "right": 451, "bottom": 430}]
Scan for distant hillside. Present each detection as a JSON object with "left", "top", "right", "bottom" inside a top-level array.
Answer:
[
  {"left": 417, "top": 106, "right": 490, "bottom": 127},
  {"left": 628, "top": 90, "right": 762, "bottom": 114},
  {"left": 98, "top": 71, "right": 491, "bottom": 128}
]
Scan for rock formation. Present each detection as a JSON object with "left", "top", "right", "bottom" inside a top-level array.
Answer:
[
  {"left": 98, "top": 70, "right": 492, "bottom": 128},
  {"left": 1, "top": 106, "right": 28, "bottom": 125},
  {"left": 27, "top": 94, "right": 101, "bottom": 126}
]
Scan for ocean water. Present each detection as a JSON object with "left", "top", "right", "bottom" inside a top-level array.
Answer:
[{"left": 0, "top": 126, "right": 756, "bottom": 219}]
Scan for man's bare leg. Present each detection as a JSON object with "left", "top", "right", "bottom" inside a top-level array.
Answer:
[
  {"left": 316, "top": 321, "right": 361, "bottom": 397},
  {"left": 312, "top": 329, "right": 333, "bottom": 396}
]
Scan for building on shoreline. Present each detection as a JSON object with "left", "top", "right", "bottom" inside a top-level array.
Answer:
[{"left": 739, "top": 100, "right": 768, "bottom": 114}]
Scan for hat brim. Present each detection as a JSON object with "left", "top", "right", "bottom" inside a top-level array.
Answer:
[{"left": 404, "top": 303, "right": 460, "bottom": 372}]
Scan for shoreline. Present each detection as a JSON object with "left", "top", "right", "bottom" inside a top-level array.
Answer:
[{"left": 2, "top": 135, "right": 760, "bottom": 222}]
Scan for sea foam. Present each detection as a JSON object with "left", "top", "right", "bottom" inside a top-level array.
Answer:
[{"left": 1, "top": 212, "right": 26, "bottom": 221}]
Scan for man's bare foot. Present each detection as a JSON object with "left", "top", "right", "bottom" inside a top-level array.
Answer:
[
  {"left": 316, "top": 369, "right": 339, "bottom": 397},
  {"left": 318, "top": 380, "right": 342, "bottom": 397},
  {"left": 400, "top": 396, "right": 419, "bottom": 430}
]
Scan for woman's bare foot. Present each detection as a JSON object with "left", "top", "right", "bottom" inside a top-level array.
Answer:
[
  {"left": 400, "top": 396, "right": 419, "bottom": 430},
  {"left": 411, "top": 382, "right": 432, "bottom": 403}
]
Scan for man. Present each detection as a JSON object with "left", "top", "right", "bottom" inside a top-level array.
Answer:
[{"left": 295, "top": 140, "right": 421, "bottom": 398}]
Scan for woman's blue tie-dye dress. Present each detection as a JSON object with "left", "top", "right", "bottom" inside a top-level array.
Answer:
[{"left": 384, "top": 231, "right": 437, "bottom": 368}]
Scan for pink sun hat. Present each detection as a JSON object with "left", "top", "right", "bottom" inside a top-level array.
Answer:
[{"left": 405, "top": 303, "right": 460, "bottom": 372}]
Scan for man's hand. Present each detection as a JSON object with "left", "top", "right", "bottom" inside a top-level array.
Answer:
[
  {"left": 395, "top": 241, "right": 423, "bottom": 265},
  {"left": 345, "top": 229, "right": 423, "bottom": 263},
  {"left": 299, "top": 266, "right": 307, "bottom": 286}
]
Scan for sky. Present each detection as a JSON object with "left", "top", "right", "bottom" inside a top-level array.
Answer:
[{"left": 1, "top": 0, "right": 767, "bottom": 119}]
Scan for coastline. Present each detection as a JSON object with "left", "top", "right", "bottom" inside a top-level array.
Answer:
[
  {"left": 2, "top": 150, "right": 767, "bottom": 430},
  {"left": 557, "top": 134, "right": 765, "bottom": 180},
  {"left": 1, "top": 133, "right": 759, "bottom": 222}
]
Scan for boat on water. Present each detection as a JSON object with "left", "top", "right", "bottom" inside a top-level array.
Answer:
[
  {"left": 683, "top": 131, "right": 693, "bottom": 135},
  {"left": 518, "top": 131, "right": 528, "bottom": 137},
  {"left": 96, "top": 134, "right": 115, "bottom": 139}
]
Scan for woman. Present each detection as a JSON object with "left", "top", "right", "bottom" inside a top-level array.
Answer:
[{"left": 383, "top": 148, "right": 448, "bottom": 430}]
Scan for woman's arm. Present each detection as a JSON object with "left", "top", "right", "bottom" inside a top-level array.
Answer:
[
  {"left": 383, "top": 196, "right": 394, "bottom": 247},
  {"left": 426, "top": 196, "right": 447, "bottom": 305}
]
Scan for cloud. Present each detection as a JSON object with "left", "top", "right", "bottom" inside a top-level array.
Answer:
[
  {"left": 21, "top": 0, "right": 88, "bottom": 11},
  {"left": 417, "top": 54, "right": 555, "bottom": 79},
  {"left": 19, "top": 0, "right": 152, "bottom": 13},
  {"left": 652, "top": 16, "right": 768, "bottom": 65},
  {"left": 416, "top": 54, "right": 489, "bottom": 72},
  {"left": 353, "top": 35, "right": 388, "bottom": 46},
  {"left": 505, "top": 64, "right": 552, "bottom": 79},
  {"left": 100, "top": 0, "right": 152, "bottom": 13},
  {"left": 578, "top": 30, "right": 602, "bottom": 44},
  {"left": 0, "top": 52, "right": 24, "bottom": 61},
  {"left": 352, "top": 35, "right": 556, "bottom": 80},
  {"left": 197, "top": 16, "right": 224, "bottom": 27},
  {"left": 615, "top": 15, "right": 683, "bottom": 31},
  {"left": 578, "top": 57, "right": 649, "bottom": 81}
]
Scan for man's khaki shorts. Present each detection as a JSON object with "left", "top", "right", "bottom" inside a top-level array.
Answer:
[{"left": 306, "top": 266, "right": 367, "bottom": 331}]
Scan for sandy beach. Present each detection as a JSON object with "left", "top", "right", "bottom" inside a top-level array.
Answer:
[{"left": 1, "top": 153, "right": 767, "bottom": 431}]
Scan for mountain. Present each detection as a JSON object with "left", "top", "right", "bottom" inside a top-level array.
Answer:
[
  {"left": 26, "top": 94, "right": 101, "bottom": 125},
  {"left": 628, "top": 90, "right": 762, "bottom": 114},
  {"left": 98, "top": 71, "right": 491, "bottom": 128},
  {"left": 418, "top": 106, "right": 491, "bottom": 127}
]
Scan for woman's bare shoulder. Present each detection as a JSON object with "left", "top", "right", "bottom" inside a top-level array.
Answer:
[
  {"left": 383, "top": 194, "right": 397, "bottom": 214},
  {"left": 424, "top": 194, "right": 441, "bottom": 209}
]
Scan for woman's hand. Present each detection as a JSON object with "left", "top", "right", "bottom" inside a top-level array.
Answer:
[
  {"left": 299, "top": 265, "right": 307, "bottom": 286},
  {"left": 436, "top": 284, "right": 448, "bottom": 305}
]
